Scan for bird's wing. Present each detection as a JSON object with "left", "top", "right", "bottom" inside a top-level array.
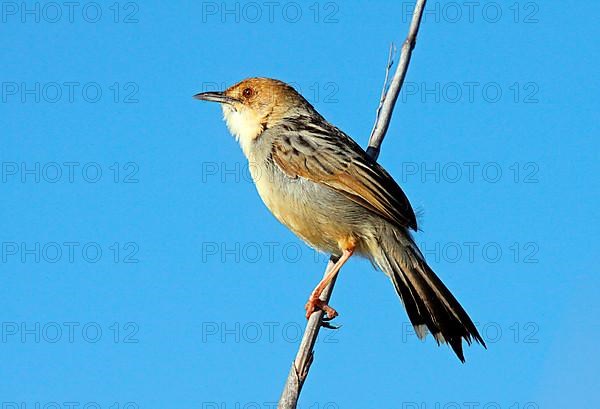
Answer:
[{"left": 271, "top": 121, "right": 417, "bottom": 231}]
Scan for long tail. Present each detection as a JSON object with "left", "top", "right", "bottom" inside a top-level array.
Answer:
[{"left": 372, "top": 225, "right": 486, "bottom": 362}]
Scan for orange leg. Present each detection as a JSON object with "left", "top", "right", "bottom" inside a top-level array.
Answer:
[{"left": 305, "top": 247, "right": 354, "bottom": 319}]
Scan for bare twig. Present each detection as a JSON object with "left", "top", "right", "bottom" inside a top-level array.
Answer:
[
  {"left": 277, "top": 258, "right": 338, "bottom": 408},
  {"left": 367, "top": 0, "right": 428, "bottom": 160},
  {"left": 369, "top": 42, "right": 396, "bottom": 139},
  {"left": 278, "top": 2, "right": 428, "bottom": 407}
]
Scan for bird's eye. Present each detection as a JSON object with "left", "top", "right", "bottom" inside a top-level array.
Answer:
[{"left": 242, "top": 87, "right": 254, "bottom": 98}]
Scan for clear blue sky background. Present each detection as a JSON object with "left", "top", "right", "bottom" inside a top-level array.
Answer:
[{"left": 1, "top": 1, "right": 598, "bottom": 408}]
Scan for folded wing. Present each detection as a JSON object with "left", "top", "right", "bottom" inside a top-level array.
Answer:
[{"left": 271, "top": 120, "right": 417, "bottom": 231}]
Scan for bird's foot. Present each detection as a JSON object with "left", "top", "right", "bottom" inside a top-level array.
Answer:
[{"left": 305, "top": 297, "right": 338, "bottom": 320}]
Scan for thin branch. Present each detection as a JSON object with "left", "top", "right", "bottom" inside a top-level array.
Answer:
[
  {"left": 277, "top": 258, "right": 338, "bottom": 408},
  {"left": 367, "top": 0, "right": 428, "bottom": 160},
  {"left": 369, "top": 42, "right": 396, "bottom": 139},
  {"left": 278, "top": 2, "right": 428, "bottom": 407}
]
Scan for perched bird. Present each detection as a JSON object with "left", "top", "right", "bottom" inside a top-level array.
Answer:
[{"left": 195, "top": 77, "right": 486, "bottom": 361}]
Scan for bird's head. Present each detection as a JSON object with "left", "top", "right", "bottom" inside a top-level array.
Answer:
[{"left": 194, "top": 77, "right": 313, "bottom": 156}]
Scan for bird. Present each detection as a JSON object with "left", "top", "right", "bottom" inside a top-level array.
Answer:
[{"left": 194, "top": 77, "right": 486, "bottom": 361}]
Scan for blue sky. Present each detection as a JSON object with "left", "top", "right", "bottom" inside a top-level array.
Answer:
[{"left": 1, "top": 1, "right": 598, "bottom": 408}]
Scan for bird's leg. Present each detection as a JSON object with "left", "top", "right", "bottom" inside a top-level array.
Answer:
[{"left": 305, "top": 246, "right": 354, "bottom": 319}]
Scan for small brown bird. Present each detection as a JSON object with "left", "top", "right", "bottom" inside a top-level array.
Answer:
[{"left": 195, "top": 77, "right": 486, "bottom": 361}]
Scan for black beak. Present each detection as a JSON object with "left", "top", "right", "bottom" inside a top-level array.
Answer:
[{"left": 193, "top": 91, "right": 238, "bottom": 105}]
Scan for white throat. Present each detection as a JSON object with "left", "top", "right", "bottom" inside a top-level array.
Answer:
[{"left": 222, "top": 105, "right": 264, "bottom": 158}]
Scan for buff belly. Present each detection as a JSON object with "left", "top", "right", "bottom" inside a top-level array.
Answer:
[{"left": 250, "top": 159, "right": 374, "bottom": 256}]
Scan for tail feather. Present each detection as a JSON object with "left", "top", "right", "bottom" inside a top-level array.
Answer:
[{"left": 374, "top": 227, "right": 486, "bottom": 362}]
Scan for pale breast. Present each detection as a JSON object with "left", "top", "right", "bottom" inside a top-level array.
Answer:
[{"left": 249, "top": 158, "right": 353, "bottom": 254}]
